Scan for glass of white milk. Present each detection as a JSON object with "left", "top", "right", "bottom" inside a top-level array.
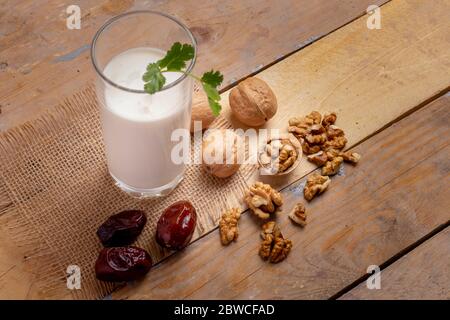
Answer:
[{"left": 91, "top": 11, "right": 196, "bottom": 197}]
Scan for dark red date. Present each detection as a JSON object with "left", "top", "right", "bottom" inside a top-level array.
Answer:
[
  {"left": 97, "top": 210, "right": 147, "bottom": 247},
  {"left": 156, "top": 200, "right": 197, "bottom": 250},
  {"left": 95, "top": 246, "right": 152, "bottom": 282}
]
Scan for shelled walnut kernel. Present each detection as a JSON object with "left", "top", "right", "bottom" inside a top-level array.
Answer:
[
  {"left": 339, "top": 150, "right": 361, "bottom": 164},
  {"left": 322, "top": 112, "right": 337, "bottom": 127},
  {"left": 219, "top": 208, "right": 241, "bottom": 245},
  {"left": 288, "top": 111, "right": 322, "bottom": 140},
  {"left": 288, "top": 203, "right": 307, "bottom": 227},
  {"left": 304, "top": 173, "right": 331, "bottom": 201},
  {"left": 308, "top": 149, "right": 361, "bottom": 169},
  {"left": 306, "top": 151, "right": 328, "bottom": 166},
  {"left": 321, "top": 156, "right": 343, "bottom": 176},
  {"left": 259, "top": 221, "right": 292, "bottom": 263},
  {"left": 289, "top": 111, "right": 361, "bottom": 175},
  {"left": 244, "top": 182, "right": 283, "bottom": 219},
  {"left": 289, "top": 111, "right": 348, "bottom": 160}
]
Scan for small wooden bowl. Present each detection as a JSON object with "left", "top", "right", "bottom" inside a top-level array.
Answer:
[{"left": 258, "top": 133, "right": 303, "bottom": 176}]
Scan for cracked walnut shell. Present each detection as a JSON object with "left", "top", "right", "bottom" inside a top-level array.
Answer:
[
  {"left": 304, "top": 173, "right": 331, "bottom": 201},
  {"left": 258, "top": 133, "right": 302, "bottom": 175},
  {"left": 259, "top": 221, "right": 292, "bottom": 263},
  {"left": 244, "top": 182, "right": 283, "bottom": 219},
  {"left": 288, "top": 202, "right": 307, "bottom": 227},
  {"left": 219, "top": 208, "right": 241, "bottom": 245}
]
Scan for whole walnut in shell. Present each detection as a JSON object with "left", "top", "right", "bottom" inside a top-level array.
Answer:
[
  {"left": 229, "top": 77, "right": 277, "bottom": 127},
  {"left": 202, "top": 129, "right": 243, "bottom": 178},
  {"left": 190, "top": 85, "right": 216, "bottom": 133}
]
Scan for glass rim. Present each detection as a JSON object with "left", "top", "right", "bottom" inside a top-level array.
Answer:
[{"left": 90, "top": 10, "right": 197, "bottom": 94}]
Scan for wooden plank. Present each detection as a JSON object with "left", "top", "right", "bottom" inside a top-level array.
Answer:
[
  {"left": 0, "top": 0, "right": 387, "bottom": 131},
  {"left": 113, "top": 92, "right": 450, "bottom": 300},
  {"left": 340, "top": 228, "right": 450, "bottom": 300},
  {"left": 221, "top": 0, "right": 450, "bottom": 192},
  {"left": 0, "top": 232, "right": 36, "bottom": 299}
]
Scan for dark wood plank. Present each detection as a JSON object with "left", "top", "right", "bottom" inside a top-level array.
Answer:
[
  {"left": 113, "top": 93, "right": 450, "bottom": 299},
  {"left": 340, "top": 228, "right": 450, "bottom": 300},
  {"left": 0, "top": 0, "right": 388, "bottom": 131}
]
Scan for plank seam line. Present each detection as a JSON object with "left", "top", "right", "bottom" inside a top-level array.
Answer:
[
  {"left": 218, "top": 0, "right": 392, "bottom": 93},
  {"left": 329, "top": 222, "right": 450, "bottom": 300},
  {"left": 330, "top": 140, "right": 450, "bottom": 216}
]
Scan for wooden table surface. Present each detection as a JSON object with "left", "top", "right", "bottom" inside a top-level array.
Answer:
[{"left": 0, "top": 0, "right": 449, "bottom": 299}]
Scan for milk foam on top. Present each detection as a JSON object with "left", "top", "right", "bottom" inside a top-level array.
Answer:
[{"left": 103, "top": 47, "right": 184, "bottom": 122}]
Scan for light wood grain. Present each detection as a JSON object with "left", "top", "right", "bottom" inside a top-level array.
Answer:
[
  {"left": 113, "top": 92, "right": 450, "bottom": 300},
  {"left": 340, "top": 228, "right": 450, "bottom": 300},
  {"left": 219, "top": 0, "right": 450, "bottom": 191},
  {"left": 0, "top": 0, "right": 386, "bottom": 131},
  {"left": 0, "top": 232, "right": 36, "bottom": 299}
]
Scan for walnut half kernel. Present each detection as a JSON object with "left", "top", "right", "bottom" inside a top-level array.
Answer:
[
  {"left": 244, "top": 182, "right": 283, "bottom": 219},
  {"left": 339, "top": 150, "right": 361, "bottom": 164},
  {"left": 322, "top": 156, "right": 343, "bottom": 176},
  {"left": 307, "top": 148, "right": 361, "bottom": 176},
  {"left": 219, "top": 208, "right": 241, "bottom": 245},
  {"left": 288, "top": 202, "right": 307, "bottom": 227},
  {"left": 304, "top": 173, "right": 331, "bottom": 201},
  {"left": 259, "top": 221, "right": 292, "bottom": 263}
]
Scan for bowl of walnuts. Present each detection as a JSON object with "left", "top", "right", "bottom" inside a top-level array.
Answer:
[{"left": 258, "top": 133, "right": 302, "bottom": 176}]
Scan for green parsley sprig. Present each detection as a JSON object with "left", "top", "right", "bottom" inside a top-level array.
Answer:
[{"left": 143, "top": 42, "right": 224, "bottom": 116}]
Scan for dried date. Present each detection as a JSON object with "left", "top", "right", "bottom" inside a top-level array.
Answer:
[
  {"left": 156, "top": 200, "right": 197, "bottom": 250},
  {"left": 97, "top": 210, "right": 147, "bottom": 247},
  {"left": 95, "top": 246, "right": 152, "bottom": 282}
]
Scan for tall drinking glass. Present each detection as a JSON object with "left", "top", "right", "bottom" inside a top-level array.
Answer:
[{"left": 91, "top": 11, "right": 196, "bottom": 197}]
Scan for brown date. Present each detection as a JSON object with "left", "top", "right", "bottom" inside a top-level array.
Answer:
[
  {"left": 95, "top": 246, "right": 152, "bottom": 282},
  {"left": 156, "top": 200, "right": 197, "bottom": 250},
  {"left": 97, "top": 210, "right": 147, "bottom": 247}
]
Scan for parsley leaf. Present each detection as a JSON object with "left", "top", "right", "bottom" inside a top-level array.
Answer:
[
  {"left": 142, "top": 62, "right": 166, "bottom": 94},
  {"left": 200, "top": 70, "right": 224, "bottom": 116},
  {"left": 201, "top": 70, "right": 224, "bottom": 88},
  {"left": 157, "top": 42, "right": 195, "bottom": 71},
  {"left": 142, "top": 43, "right": 223, "bottom": 116}
]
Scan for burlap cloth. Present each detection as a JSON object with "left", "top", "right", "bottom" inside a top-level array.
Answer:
[{"left": 0, "top": 87, "right": 255, "bottom": 299}]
